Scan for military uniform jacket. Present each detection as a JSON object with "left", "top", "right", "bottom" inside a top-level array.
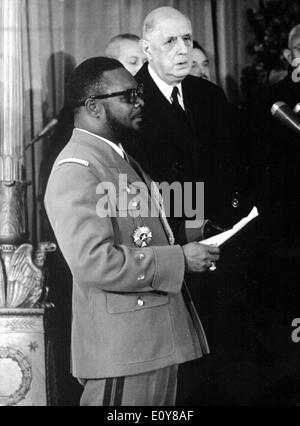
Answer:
[{"left": 44, "top": 129, "right": 208, "bottom": 379}]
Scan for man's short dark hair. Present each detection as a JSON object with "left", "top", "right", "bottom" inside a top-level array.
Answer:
[
  {"left": 66, "top": 56, "right": 124, "bottom": 109},
  {"left": 193, "top": 41, "right": 207, "bottom": 56}
]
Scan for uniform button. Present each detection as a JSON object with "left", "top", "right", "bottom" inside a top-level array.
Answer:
[
  {"left": 139, "top": 253, "right": 145, "bottom": 260},
  {"left": 131, "top": 201, "right": 139, "bottom": 208},
  {"left": 232, "top": 198, "right": 239, "bottom": 208},
  {"left": 138, "top": 274, "right": 145, "bottom": 281},
  {"left": 137, "top": 298, "right": 144, "bottom": 307},
  {"left": 125, "top": 186, "right": 131, "bottom": 193}
]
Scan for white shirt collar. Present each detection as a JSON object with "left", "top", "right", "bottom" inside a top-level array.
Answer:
[
  {"left": 148, "top": 64, "right": 184, "bottom": 106},
  {"left": 75, "top": 128, "right": 125, "bottom": 158}
]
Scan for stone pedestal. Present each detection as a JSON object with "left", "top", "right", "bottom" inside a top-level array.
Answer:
[{"left": 0, "top": 309, "right": 47, "bottom": 406}]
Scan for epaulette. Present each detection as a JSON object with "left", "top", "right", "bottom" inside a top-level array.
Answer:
[{"left": 57, "top": 158, "right": 89, "bottom": 167}]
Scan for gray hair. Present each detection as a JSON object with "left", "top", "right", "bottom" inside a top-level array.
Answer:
[{"left": 142, "top": 7, "right": 191, "bottom": 40}]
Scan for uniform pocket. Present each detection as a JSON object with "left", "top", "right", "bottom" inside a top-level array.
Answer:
[
  {"left": 106, "top": 292, "right": 169, "bottom": 313},
  {"left": 104, "top": 292, "right": 175, "bottom": 365}
]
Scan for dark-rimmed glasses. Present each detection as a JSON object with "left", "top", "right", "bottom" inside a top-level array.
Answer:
[{"left": 80, "top": 83, "right": 144, "bottom": 106}]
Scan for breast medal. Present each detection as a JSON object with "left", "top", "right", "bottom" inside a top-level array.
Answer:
[{"left": 132, "top": 225, "right": 152, "bottom": 247}]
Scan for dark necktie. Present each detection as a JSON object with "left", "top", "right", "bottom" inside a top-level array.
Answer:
[
  {"left": 171, "top": 86, "right": 186, "bottom": 115},
  {"left": 171, "top": 86, "right": 188, "bottom": 121}
]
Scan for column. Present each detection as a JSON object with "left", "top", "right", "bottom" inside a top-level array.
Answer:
[
  {"left": 0, "top": 0, "right": 27, "bottom": 244},
  {"left": 0, "top": 0, "right": 56, "bottom": 406}
]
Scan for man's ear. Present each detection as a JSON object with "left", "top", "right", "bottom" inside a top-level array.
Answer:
[
  {"left": 141, "top": 39, "right": 152, "bottom": 61},
  {"left": 283, "top": 48, "right": 292, "bottom": 65},
  {"left": 85, "top": 98, "right": 103, "bottom": 118}
]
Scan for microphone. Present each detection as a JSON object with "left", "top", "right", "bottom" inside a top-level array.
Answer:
[
  {"left": 270, "top": 101, "right": 300, "bottom": 135},
  {"left": 25, "top": 118, "right": 58, "bottom": 150},
  {"left": 293, "top": 103, "right": 300, "bottom": 114},
  {"left": 35, "top": 118, "right": 58, "bottom": 138}
]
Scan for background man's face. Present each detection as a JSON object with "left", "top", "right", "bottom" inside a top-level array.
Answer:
[
  {"left": 190, "top": 48, "right": 210, "bottom": 80},
  {"left": 117, "top": 40, "right": 146, "bottom": 75},
  {"left": 101, "top": 68, "right": 144, "bottom": 137},
  {"left": 146, "top": 15, "right": 193, "bottom": 85}
]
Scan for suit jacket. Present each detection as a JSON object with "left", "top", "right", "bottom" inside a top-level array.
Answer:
[
  {"left": 44, "top": 129, "right": 208, "bottom": 379},
  {"left": 127, "top": 63, "right": 241, "bottom": 228}
]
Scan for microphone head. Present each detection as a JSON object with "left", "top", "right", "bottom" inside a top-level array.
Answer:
[
  {"left": 37, "top": 118, "right": 58, "bottom": 137},
  {"left": 293, "top": 103, "right": 300, "bottom": 114},
  {"left": 270, "top": 101, "right": 286, "bottom": 116},
  {"left": 270, "top": 101, "right": 300, "bottom": 135}
]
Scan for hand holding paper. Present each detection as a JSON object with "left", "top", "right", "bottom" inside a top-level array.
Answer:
[{"left": 200, "top": 206, "right": 259, "bottom": 247}]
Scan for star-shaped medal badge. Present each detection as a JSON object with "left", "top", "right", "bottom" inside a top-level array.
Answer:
[{"left": 132, "top": 225, "right": 152, "bottom": 247}]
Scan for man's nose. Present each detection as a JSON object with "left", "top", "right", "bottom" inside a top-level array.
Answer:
[{"left": 177, "top": 37, "right": 189, "bottom": 54}]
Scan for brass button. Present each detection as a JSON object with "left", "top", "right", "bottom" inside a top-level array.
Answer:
[
  {"left": 131, "top": 201, "right": 139, "bottom": 208},
  {"left": 138, "top": 274, "right": 145, "bottom": 281},
  {"left": 137, "top": 298, "right": 144, "bottom": 307},
  {"left": 139, "top": 253, "right": 145, "bottom": 260}
]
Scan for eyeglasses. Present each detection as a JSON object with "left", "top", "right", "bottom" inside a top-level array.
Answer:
[{"left": 80, "top": 83, "right": 144, "bottom": 106}]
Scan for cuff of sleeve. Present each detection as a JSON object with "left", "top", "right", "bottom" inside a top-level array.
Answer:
[
  {"left": 184, "top": 219, "right": 210, "bottom": 242},
  {"left": 151, "top": 245, "right": 185, "bottom": 294}
]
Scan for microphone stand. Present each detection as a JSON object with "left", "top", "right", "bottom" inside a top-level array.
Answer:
[
  {"left": 25, "top": 133, "right": 45, "bottom": 151},
  {"left": 25, "top": 119, "right": 57, "bottom": 244}
]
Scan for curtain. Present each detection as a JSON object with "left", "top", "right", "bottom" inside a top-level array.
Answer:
[
  {"left": 214, "top": 0, "right": 260, "bottom": 103},
  {"left": 19, "top": 0, "right": 259, "bottom": 241}
]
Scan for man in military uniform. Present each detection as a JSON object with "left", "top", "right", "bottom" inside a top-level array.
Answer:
[{"left": 44, "top": 57, "right": 220, "bottom": 406}]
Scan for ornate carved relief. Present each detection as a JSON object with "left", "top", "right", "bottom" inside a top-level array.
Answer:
[
  {"left": 0, "top": 242, "right": 56, "bottom": 308},
  {"left": 0, "top": 346, "right": 32, "bottom": 406},
  {"left": 0, "top": 318, "right": 39, "bottom": 332}
]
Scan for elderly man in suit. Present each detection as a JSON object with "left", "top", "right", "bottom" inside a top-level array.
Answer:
[
  {"left": 44, "top": 56, "right": 220, "bottom": 406},
  {"left": 127, "top": 6, "right": 242, "bottom": 228}
]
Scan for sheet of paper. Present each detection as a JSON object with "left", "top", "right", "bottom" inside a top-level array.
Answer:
[{"left": 200, "top": 206, "right": 259, "bottom": 247}]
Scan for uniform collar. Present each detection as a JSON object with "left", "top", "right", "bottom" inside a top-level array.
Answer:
[{"left": 75, "top": 128, "right": 125, "bottom": 158}]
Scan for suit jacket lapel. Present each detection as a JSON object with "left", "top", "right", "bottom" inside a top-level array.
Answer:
[
  {"left": 182, "top": 79, "right": 199, "bottom": 135},
  {"left": 137, "top": 64, "right": 191, "bottom": 129}
]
